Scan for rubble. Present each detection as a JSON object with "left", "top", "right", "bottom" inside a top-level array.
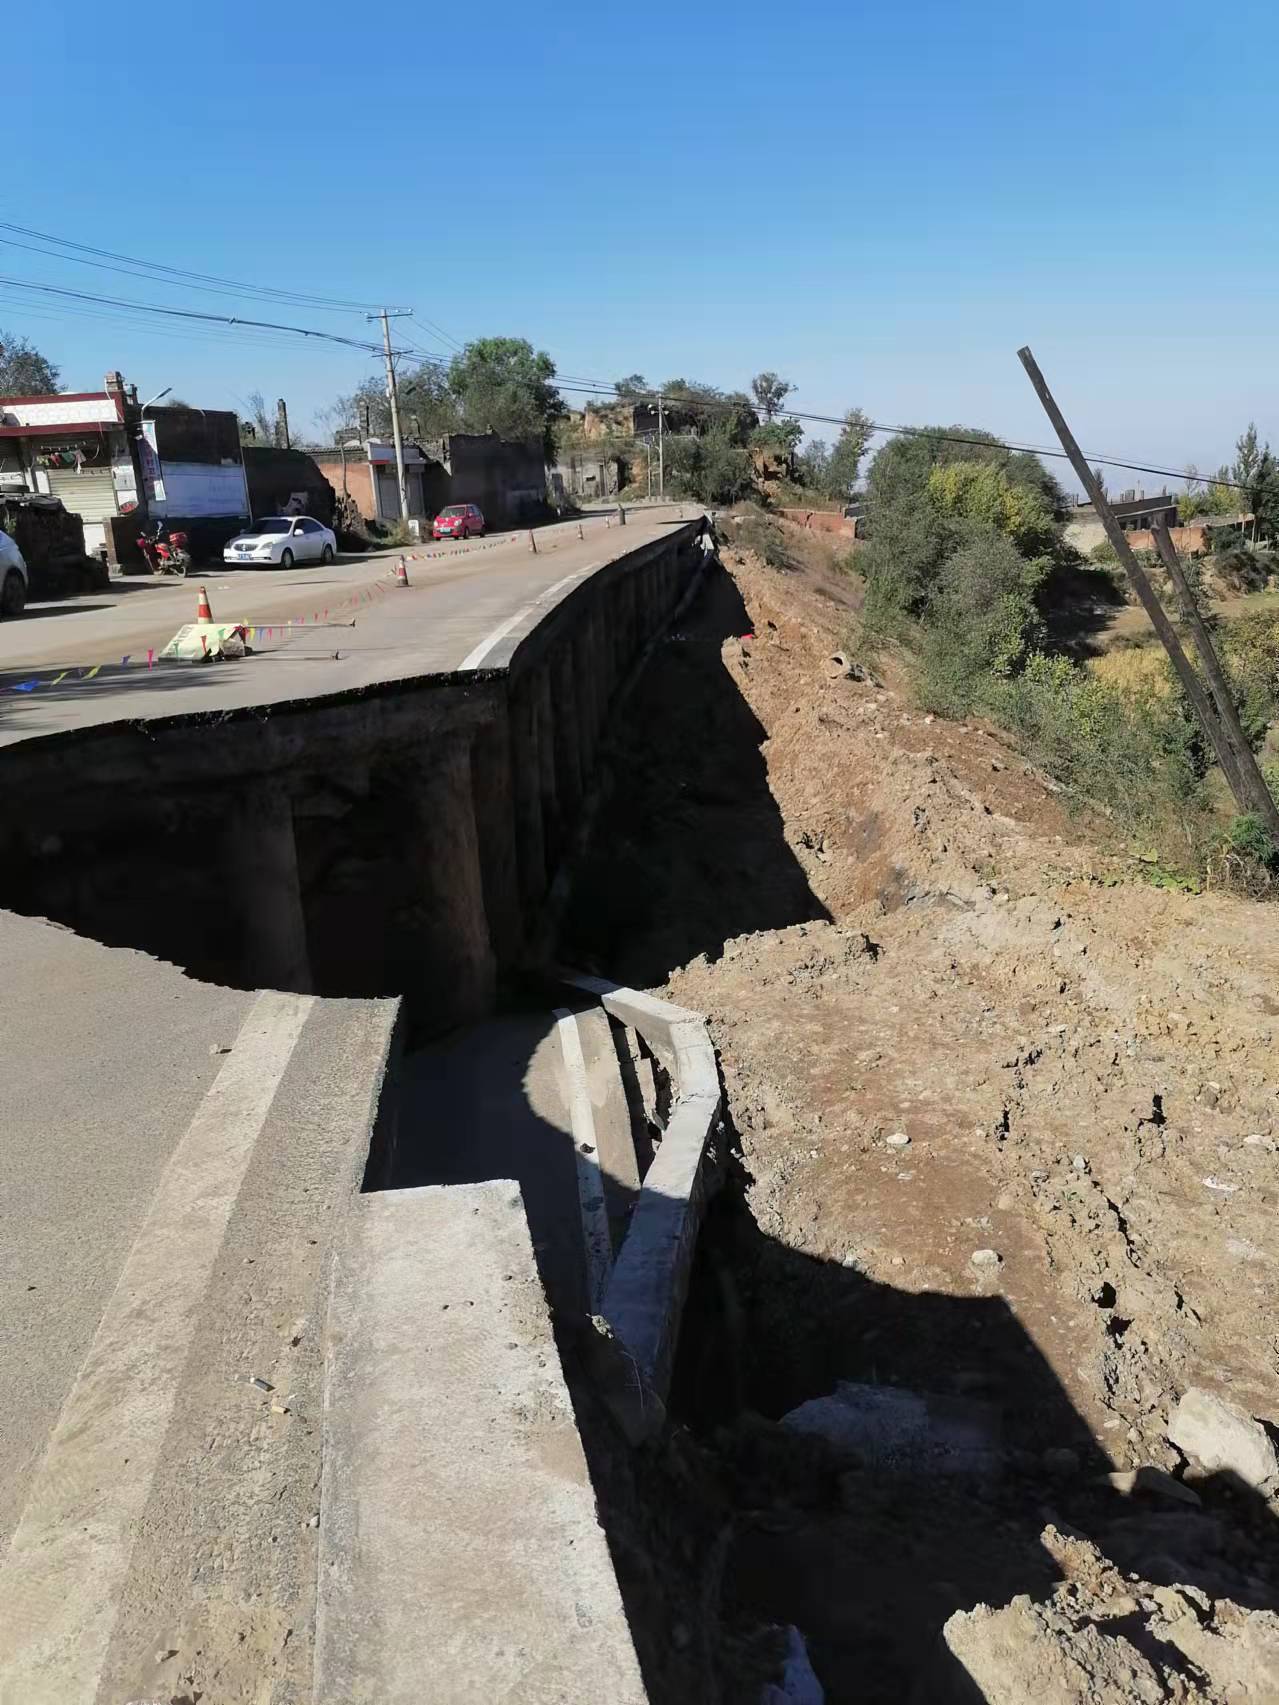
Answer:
[
  {"left": 1168, "top": 1388, "right": 1279, "bottom": 1491},
  {"left": 935, "top": 1528, "right": 1279, "bottom": 1704}
]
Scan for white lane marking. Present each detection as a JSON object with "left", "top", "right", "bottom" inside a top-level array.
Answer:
[
  {"left": 553, "top": 1006, "right": 613, "bottom": 1312},
  {"left": 0, "top": 989, "right": 315, "bottom": 1703},
  {"left": 458, "top": 564, "right": 600, "bottom": 671}
]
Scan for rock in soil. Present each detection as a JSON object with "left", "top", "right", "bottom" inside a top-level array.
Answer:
[{"left": 1168, "top": 1387, "right": 1279, "bottom": 1490}]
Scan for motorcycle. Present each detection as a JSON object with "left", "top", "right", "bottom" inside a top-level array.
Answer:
[{"left": 138, "top": 521, "right": 191, "bottom": 577}]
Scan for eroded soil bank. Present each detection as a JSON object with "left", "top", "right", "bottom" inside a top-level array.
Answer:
[{"left": 561, "top": 523, "right": 1279, "bottom": 1702}]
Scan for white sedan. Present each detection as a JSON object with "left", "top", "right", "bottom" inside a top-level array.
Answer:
[{"left": 223, "top": 515, "right": 337, "bottom": 568}]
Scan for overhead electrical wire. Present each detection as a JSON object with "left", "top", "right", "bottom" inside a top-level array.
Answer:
[
  {"left": 0, "top": 220, "right": 393, "bottom": 314},
  {"left": 0, "top": 220, "right": 1241, "bottom": 490},
  {"left": 0, "top": 272, "right": 391, "bottom": 354}
]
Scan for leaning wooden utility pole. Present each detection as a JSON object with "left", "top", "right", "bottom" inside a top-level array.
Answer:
[
  {"left": 1018, "top": 346, "right": 1279, "bottom": 830},
  {"left": 1151, "top": 519, "right": 1279, "bottom": 838}
]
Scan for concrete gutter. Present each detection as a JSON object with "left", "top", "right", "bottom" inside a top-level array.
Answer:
[
  {"left": 315, "top": 1180, "right": 647, "bottom": 1705},
  {"left": 563, "top": 973, "right": 721, "bottom": 1423}
]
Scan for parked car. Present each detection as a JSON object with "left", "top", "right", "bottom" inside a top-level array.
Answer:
[
  {"left": 431, "top": 502, "right": 485, "bottom": 542},
  {"left": 0, "top": 526, "right": 28, "bottom": 617},
  {"left": 223, "top": 515, "right": 337, "bottom": 568}
]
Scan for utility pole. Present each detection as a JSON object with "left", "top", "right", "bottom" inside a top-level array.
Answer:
[
  {"left": 1019, "top": 345, "right": 1279, "bottom": 834},
  {"left": 657, "top": 393, "right": 665, "bottom": 500},
  {"left": 1152, "top": 520, "right": 1279, "bottom": 838},
  {"left": 368, "top": 308, "right": 412, "bottom": 522}
]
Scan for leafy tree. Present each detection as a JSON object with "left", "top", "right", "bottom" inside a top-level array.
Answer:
[
  {"left": 665, "top": 420, "right": 752, "bottom": 505},
  {"left": 919, "top": 528, "right": 1048, "bottom": 711},
  {"left": 398, "top": 363, "right": 462, "bottom": 440},
  {"left": 751, "top": 418, "right": 803, "bottom": 454},
  {"left": 927, "top": 461, "right": 1059, "bottom": 560},
  {"left": 1092, "top": 465, "right": 1107, "bottom": 498},
  {"left": 0, "top": 330, "right": 59, "bottom": 396},
  {"left": 826, "top": 407, "right": 873, "bottom": 499},
  {"left": 750, "top": 370, "right": 794, "bottom": 421},
  {"left": 613, "top": 373, "right": 650, "bottom": 399},
  {"left": 446, "top": 337, "right": 565, "bottom": 454},
  {"left": 1179, "top": 464, "right": 1237, "bottom": 521},
  {"left": 798, "top": 438, "right": 832, "bottom": 492},
  {"left": 1234, "top": 422, "right": 1262, "bottom": 493}
]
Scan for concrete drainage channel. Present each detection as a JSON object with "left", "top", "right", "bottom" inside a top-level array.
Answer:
[{"left": 320, "top": 977, "right": 725, "bottom": 1702}]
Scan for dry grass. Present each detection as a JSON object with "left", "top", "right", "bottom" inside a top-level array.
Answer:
[{"left": 1088, "top": 642, "right": 1172, "bottom": 697}]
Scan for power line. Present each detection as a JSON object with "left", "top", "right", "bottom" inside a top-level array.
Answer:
[
  {"left": 0, "top": 220, "right": 392, "bottom": 315},
  {"left": 0, "top": 272, "right": 390, "bottom": 355},
  {"left": 0, "top": 221, "right": 1238, "bottom": 491}
]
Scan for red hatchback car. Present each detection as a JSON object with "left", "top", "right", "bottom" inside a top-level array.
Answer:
[{"left": 432, "top": 502, "right": 485, "bottom": 541}]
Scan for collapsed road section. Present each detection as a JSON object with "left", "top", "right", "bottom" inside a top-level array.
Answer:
[{"left": 0, "top": 513, "right": 707, "bottom": 1032}]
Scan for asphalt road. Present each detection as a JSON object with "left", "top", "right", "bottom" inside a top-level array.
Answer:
[{"left": 0, "top": 506, "right": 693, "bottom": 748}]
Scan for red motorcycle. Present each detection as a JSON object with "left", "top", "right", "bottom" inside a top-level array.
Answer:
[{"left": 138, "top": 521, "right": 191, "bottom": 577}]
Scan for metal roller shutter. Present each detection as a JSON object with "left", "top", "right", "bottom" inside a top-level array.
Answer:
[{"left": 46, "top": 468, "right": 118, "bottom": 523}]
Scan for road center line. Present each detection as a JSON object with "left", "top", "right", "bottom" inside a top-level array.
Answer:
[
  {"left": 458, "top": 564, "right": 600, "bottom": 671},
  {"left": 553, "top": 1006, "right": 613, "bottom": 1312},
  {"left": 0, "top": 989, "right": 315, "bottom": 1703}
]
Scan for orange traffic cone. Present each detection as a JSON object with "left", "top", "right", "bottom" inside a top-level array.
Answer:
[
  {"left": 196, "top": 584, "right": 213, "bottom": 624},
  {"left": 395, "top": 555, "right": 410, "bottom": 588}
]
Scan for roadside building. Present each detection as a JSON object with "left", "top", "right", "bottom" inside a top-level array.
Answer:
[
  {"left": 549, "top": 451, "right": 621, "bottom": 504},
  {"left": 0, "top": 370, "right": 249, "bottom": 564},
  {"left": 429, "top": 433, "right": 546, "bottom": 529},
  {"left": 1066, "top": 491, "right": 1178, "bottom": 554},
  {"left": 309, "top": 438, "right": 439, "bottom": 526},
  {"left": 243, "top": 445, "right": 338, "bottom": 526}
]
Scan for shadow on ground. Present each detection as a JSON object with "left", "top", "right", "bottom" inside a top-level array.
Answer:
[
  {"left": 558, "top": 560, "right": 832, "bottom": 985},
  {"left": 372, "top": 1005, "right": 1279, "bottom": 1704}
]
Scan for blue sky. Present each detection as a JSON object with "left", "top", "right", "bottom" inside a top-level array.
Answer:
[{"left": 6, "top": 0, "right": 1278, "bottom": 491}]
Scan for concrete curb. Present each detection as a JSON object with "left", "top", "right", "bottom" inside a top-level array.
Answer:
[{"left": 562, "top": 971, "right": 721, "bottom": 1422}]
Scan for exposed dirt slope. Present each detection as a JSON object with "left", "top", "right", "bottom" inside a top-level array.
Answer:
[{"left": 562, "top": 525, "right": 1279, "bottom": 1702}]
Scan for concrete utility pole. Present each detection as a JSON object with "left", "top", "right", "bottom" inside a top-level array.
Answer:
[
  {"left": 657, "top": 394, "right": 665, "bottom": 500},
  {"left": 369, "top": 309, "right": 412, "bottom": 522}
]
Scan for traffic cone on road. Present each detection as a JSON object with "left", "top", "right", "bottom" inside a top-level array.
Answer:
[
  {"left": 196, "top": 585, "right": 213, "bottom": 624},
  {"left": 395, "top": 555, "right": 410, "bottom": 588}
]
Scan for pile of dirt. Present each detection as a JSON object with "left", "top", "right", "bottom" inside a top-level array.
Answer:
[
  {"left": 936, "top": 1525, "right": 1279, "bottom": 1703},
  {"left": 561, "top": 520, "right": 1279, "bottom": 1701}
]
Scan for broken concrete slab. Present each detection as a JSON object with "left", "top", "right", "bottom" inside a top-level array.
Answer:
[
  {"left": 781, "top": 1381, "right": 1002, "bottom": 1477},
  {"left": 315, "top": 1181, "right": 646, "bottom": 1705},
  {"left": 1168, "top": 1387, "right": 1279, "bottom": 1489}
]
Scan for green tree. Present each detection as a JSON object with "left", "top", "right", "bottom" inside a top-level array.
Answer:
[
  {"left": 927, "top": 460, "right": 1059, "bottom": 559},
  {"left": 798, "top": 438, "right": 832, "bottom": 493},
  {"left": 919, "top": 528, "right": 1048, "bottom": 711},
  {"left": 1234, "top": 422, "right": 1262, "bottom": 492},
  {"left": 750, "top": 370, "right": 794, "bottom": 421},
  {"left": 826, "top": 406, "right": 873, "bottom": 499},
  {"left": 1179, "top": 463, "right": 1237, "bottom": 521},
  {"left": 665, "top": 420, "right": 752, "bottom": 505},
  {"left": 751, "top": 417, "right": 803, "bottom": 454},
  {"left": 613, "top": 373, "right": 649, "bottom": 399},
  {"left": 447, "top": 337, "right": 565, "bottom": 455},
  {"left": 0, "top": 330, "right": 59, "bottom": 396}
]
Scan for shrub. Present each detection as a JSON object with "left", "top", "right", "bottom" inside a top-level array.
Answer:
[
  {"left": 916, "top": 529, "right": 1046, "bottom": 715},
  {"left": 990, "top": 652, "right": 1209, "bottom": 855},
  {"left": 1206, "top": 813, "right": 1279, "bottom": 896}
]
